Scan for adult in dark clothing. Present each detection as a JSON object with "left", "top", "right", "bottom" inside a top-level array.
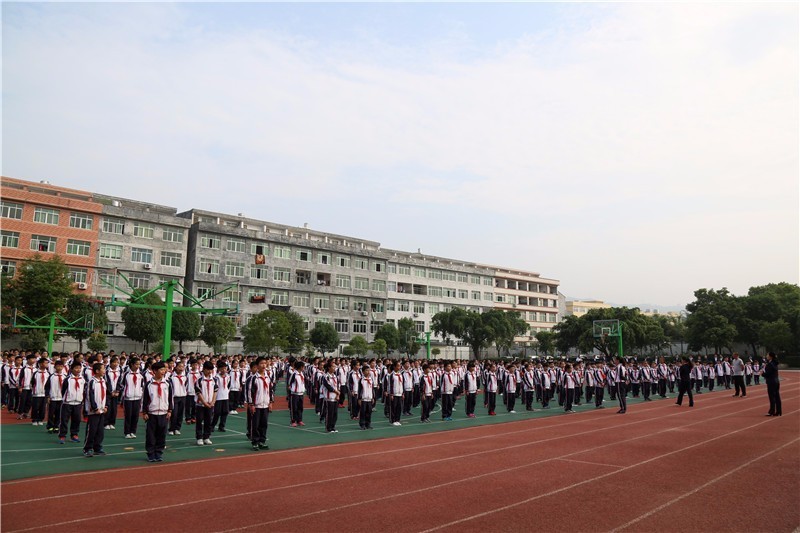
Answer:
[
  {"left": 763, "top": 352, "right": 782, "bottom": 417},
  {"left": 675, "top": 356, "right": 694, "bottom": 407}
]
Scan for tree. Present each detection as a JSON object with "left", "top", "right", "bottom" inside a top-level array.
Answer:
[
  {"left": 2, "top": 255, "right": 74, "bottom": 319},
  {"left": 309, "top": 322, "right": 339, "bottom": 355},
  {"left": 485, "top": 310, "right": 528, "bottom": 357},
  {"left": 86, "top": 332, "right": 109, "bottom": 352},
  {"left": 349, "top": 335, "right": 369, "bottom": 357},
  {"left": 64, "top": 295, "right": 108, "bottom": 352},
  {"left": 20, "top": 330, "right": 48, "bottom": 352},
  {"left": 685, "top": 288, "right": 739, "bottom": 354},
  {"left": 171, "top": 311, "right": 201, "bottom": 352},
  {"left": 397, "top": 318, "right": 420, "bottom": 357},
  {"left": 284, "top": 311, "right": 307, "bottom": 355},
  {"left": 199, "top": 315, "right": 237, "bottom": 354},
  {"left": 370, "top": 338, "right": 388, "bottom": 357},
  {"left": 341, "top": 345, "right": 355, "bottom": 357},
  {"left": 759, "top": 319, "right": 793, "bottom": 354},
  {"left": 432, "top": 307, "right": 509, "bottom": 360},
  {"left": 241, "top": 310, "right": 290, "bottom": 355},
  {"left": 535, "top": 331, "right": 556, "bottom": 356},
  {"left": 431, "top": 347, "right": 441, "bottom": 357},
  {"left": 374, "top": 323, "right": 400, "bottom": 352},
  {"left": 121, "top": 289, "right": 165, "bottom": 352}
]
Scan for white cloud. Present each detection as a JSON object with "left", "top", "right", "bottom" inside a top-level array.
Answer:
[{"left": 3, "top": 2, "right": 797, "bottom": 305}]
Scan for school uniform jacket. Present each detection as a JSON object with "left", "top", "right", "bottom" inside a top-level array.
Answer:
[
  {"left": 465, "top": 371, "right": 480, "bottom": 394},
  {"left": 84, "top": 377, "right": 107, "bottom": 415},
  {"left": 31, "top": 369, "right": 50, "bottom": 397},
  {"left": 194, "top": 375, "right": 219, "bottom": 406},
  {"left": 118, "top": 370, "right": 144, "bottom": 401},
  {"left": 142, "top": 379, "right": 174, "bottom": 416},
  {"left": 45, "top": 372, "right": 67, "bottom": 401},
  {"left": 61, "top": 375, "right": 85, "bottom": 405}
]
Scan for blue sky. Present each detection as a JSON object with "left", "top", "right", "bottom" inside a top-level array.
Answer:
[{"left": 3, "top": 2, "right": 798, "bottom": 308}]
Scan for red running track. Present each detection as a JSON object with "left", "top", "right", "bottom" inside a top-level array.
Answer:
[{"left": 2, "top": 375, "right": 798, "bottom": 533}]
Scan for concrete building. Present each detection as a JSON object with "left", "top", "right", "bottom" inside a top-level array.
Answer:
[{"left": 565, "top": 299, "right": 612, "bottom": 317}]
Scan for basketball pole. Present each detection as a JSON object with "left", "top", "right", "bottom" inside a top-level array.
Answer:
[{"left": 618, "top": 323, "right": 624, "bottom": 359}]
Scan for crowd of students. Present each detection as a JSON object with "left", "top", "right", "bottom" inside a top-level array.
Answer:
[{"left": 0, "top": 349, "right": 773, "bottom": 463}]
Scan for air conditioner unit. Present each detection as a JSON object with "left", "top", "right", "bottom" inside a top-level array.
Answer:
[
  {"left": 77, "top": 282, "right": 88, "bottom": 290},
  {"left": 143, "top": 263, "right": 152, "bottom": 270},
  {"left": 313, "top": 308, "right": 321, "bottom": 314},
  {"left": 361, "top": 311, "right": 368, "bottom": 316},
  {"left": 413, "top": 313, "right": 419, "bottom": 318}
]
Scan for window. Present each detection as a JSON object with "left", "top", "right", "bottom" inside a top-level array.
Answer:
[
  {"left": 195, "top": 283, "right": 214, "bottom": 299},
  {"left": 251, "top": 265, "right": 267, "bottom": 279},
  {"left": 496, "top": 294, "right": 505, "bottom": 303},
  {"left": 271, "top": 291, "right": 288, "bottom": 306},
  {"left": 33, "top": 207, "right": 59, "bottom": 225},
  {"left": 470, "top": 275, "right": 481, "bottom": 285},
  {"left": 414, "top": 267, "right": 426, "bottom": 278},
  {"left": 397, "top": 301, "right": 410, "bottom": 312},
  {"left": 457, "top": 273, "right": 468, "bottom": 283},
  {"left": 132, "top": 223, "right": 155, "bottom": 239},
  {"left": 472, "top": 291, "right": 481, "bottom": 300},
  {"left": 386, "top": 300, "right": 396, "bottom": 311},
  {"left": 415, "top": 321, "right": 425, "bottom": 333},
  {"left": 353, "top": 320, "right": 367, "bottom": 334},
  {"left": 102, "top": 217, "right": 125, "bottom": 234},
  {"left": 428, "top": 286, "right": 443, "bottom": 297},
  {"left": 198, "top": 258, "right": 219, "bottom": 274},
  {"left": 1, "top": 201, "right": 23, "bottom": 219},
  {"left": 68, "top": 268, "right": 88, "bottom": 284},
  {"left": 372, "top": 261, "right": 385, "bottom": 273},
  {"left": 483, "top": 277, "right": 493, "bottom": 286},
  {"left": 387, "top": 281, "right": 397, "bottom": 292},
  {"left": 69, "top": 213, "right": 93, "bottom": 230},
  {"left": 66, "top": 239, "right": 91, "bottom": 256},
  {"left": 30, "top": 235, "right": 56, "bottom": 252},
  {"left": 335, "top": 275, "right": 351, "bottom": 289},
  {"left": 313, "top": 296, "right": 330, "bottom": 310},
  {"left": 251, "top": 242, "right": 267, "bottom": 255},
  {"left": 336, "top": 256, "right": 350, "bottom": 268},
  {"left": 160, "top": 251, "right": 182, "bottom": 268},
  {"left": 131, "top": 247, "right": 153, "bottom": 264},
  {"left": 444, "top": 288, "right": 457, "bottom": 298},
  {"left": 370, "top": 320, "right": 386, "bottom": 334},
  {"left": 354, "top": 258, "right": 368, "bottom": 270},
  {"left": 443, "top": 271, "right": 457, "bottom": 282},
  {"left": 162, "top": 228, "right": 183, "bottom": 242},
  {"left": 353, "top": 299, "right": 367, "bottom": 312},
  {"left": 296, "top": 270, "right": 311, "bottom": 285},
  {"left": 296, "top": 249, "right": 312, "bottom": 262},
  {"left": 225, "top": 261, "right": 245, "bottom": 277},
  {"left": 354, "top": 277, "right": 369, "bottom": 290},
  {"left": 293, "top": 293, "right": 310, "bottom": 308},
  {"left": 1, "top": 231, "right": 20, "bottom": 248},
  {"left": 427, "top": 269, "right": 442, "bottom": 280},
  {"left": 413, "top": 302, "right": 425, "bottom": 314},
  {"left": 387, "top": 264, "right": 397, "bottom": 274},
  {"left": 273, "top": 245, "right": 291, "bottom": 259},
  {"left": 98, "top": 271, "right": 116, "bottom": 288},
  {"left": 247, "top": 288, "right": 267, "bottom": 300},
  {"left": 129, "top": 273, "right": 150, "bottom": 289},
  {"left": 428, "top": 303, "right": 439, "bottom": 314},
  {"left": 335, "top": 297, "right": 349, "bottom": 311},
  {"left": 226, "top": 238, "right": 246, "bottom": 253},
  {"left": 372, "top": 279, "right": 386, "bottom": 292},
  {"left": 484, "top": 292, "right": 493, "bottom": 301},
  {"left": 458, "top": 289, "right": 468, "bottom": 299},
  {"left": 1, "top": 260, "right": 17, "bottom": 277},
  {"left": 371, "top": 301, "right": 385, "bottom": 313},
  {"left": 200, "top": 235, "right": 221, "bottom": 249},
  {"left": 398, "top": 265, "right": 411, "bottom": 276},
  {"left": 317, "top": 252, "right": 330, "bottom": 265},
  {"left": 273, "top": 267, "right": 291, "bottom": 282},
  {"left": 334, "top": 319, "right": 349, "bottom": 334}
]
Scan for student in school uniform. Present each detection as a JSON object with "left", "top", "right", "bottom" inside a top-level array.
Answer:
[
  {"left": 185, "top": 359, "right": 200, "bottom": 424},
  {"left": 229, "top": 361, "right": 241, "bottom": 415},
  {"left": 386, "top": 361, "right": 404, "bottom": 425},
  {"left": 357, "top": 366, "right": 375, "bottom": 429},
  {"left": 288, "top": 360, "right": 306, "bottom": 427},
  {"left": 45, "top": 360, "right": 67, "bottom": 433},
  {"left": 562, "top": 364, "right": 577, "bottom": 413},
  {"left": 348, "top": 363, "right": 363, "bottom": 420},
  {"left": 59, "top": 362, "right": 85, "bottom": 444},
  {"left": 16, "top": 355, "right": 36, "bottom": 419},
  {"left": 440, "top": 362, "right": 457, "bottom": 421},
  {"left": 248, "top": 357, "right": 274, "bottom": 449},
  {"left": 83, "top": 363, "right": 108, "bottom": 457},
  {"left": 30, "top": 357, "right": 50, "bottom": 426},
  {"left": 419, "top": 364, "right": 435, "bottom": 423},
  {"left": 484, "top": 363, "right": 499, "bottom": 415},
  {"left": 464, "top": 362, "right": 480, "bottom": 418},
  {"left": 656, "top": 357, "right": 669, "bottom": 398},
  {"left": 5, "top": 356, "right": 22, "bottom": 414},
  {"left": 104, "top": 356, "right": 122, "bottom": 430},
  {"left": 320, "top": 360, "right": 340, "bottom": 433},
  {"left": 752, "top": 360, "right": 761, "bottom": 385},
  {"left": 142, "top": 361, "right": 173, "bottom": 462},
  {"left": 118, "top": 358, "right": 144, "bottom": 439},
  {"left": 504, "top": 363, "right": 518, "bottom": 413},
  {"left": 211, "top": 362, "right": 230, "bottom": 433},
  {"left": 194, "top": 362, "right": 218, "bottom": 445},
  {"left": 614, "top": 357, "right": 628, "bottom": 414},
  {"left": 593, "top": 362, "right": 606, "bottom": 408},
  {"left": 401, "top": 361, "right": 414, "bottom": 416},
  {"left": 168, "top": 360, "right": 188, "bottom": 435}
]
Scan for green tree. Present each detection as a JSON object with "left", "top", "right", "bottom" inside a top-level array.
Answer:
[
  {"left": 535, "top": 331, "right": 556, "bottom": 356},
  {"left": 86, "top": 332, "right": 109, "bottom": 352},
  {"left": 171, "top": 311, "right": 201, "bottom": 352},
  {"left": 759, "top": 319, "right": 793, "bottom": 354},
  {"left": 685, "top": 288, "right": 739, "bottom": 354},
  {"left": 2, "top": 255, "right": 74, "bottom": 319},
  {"left": 121, "top": 289, "right": 165, "bottom": 352},
  {"left": 431, "top": 347, "right": 441, "bottom": 357},
  {"left": 241, "top": 310, "right": 290, "bottom": 355},
  {"left": 349, "top": 335, "right": 369, "bottom": 356},
  {"left": 20, "top": 330, "right": 48, "bottom": 352},
  {"left": 199, "top": 315, "right": 237, "bottom": 354},
  {"left": 370, "top": 338, "right": 388, "bottom": 357},
  {"left": 374, "top": 323, "right": 400, "bottom": 352},
  {"left": 284, "top": 311, "right": 307, "bottom": 355},
  {"left": 431, "top": 307, "right": 502, "bottom": 360},
  {"left": 397, "top": 318, "right": 420, "bottom": 357},
  {"left": 64, "top": 295, "right": 108, "bottom": 352},
  {"left": 309, "top": 322, "right": 339, "bottom": 355},
  {"left": 342, "top": 345, "right": 355, "bottom": 357}
]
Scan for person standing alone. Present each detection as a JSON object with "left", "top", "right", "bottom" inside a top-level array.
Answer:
[
  {"left": 675, "top": 356, "right": 694, "bottom": 407},
  {"left": 763, "top": 353, "right": 781, "bottom": 417},
  {"left": 731, "top": 353, "right": 747, "bottom": 398}
]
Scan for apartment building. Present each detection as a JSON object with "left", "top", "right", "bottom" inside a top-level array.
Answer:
[
  {"left": 565, "top": 299, "right": 611, "bottom": 317},
  {"left": 0, "top": 177, "right": 102, "bottom": 292},
  {"left": 492, "top": 267, "right": 560, "bottom": 339}
]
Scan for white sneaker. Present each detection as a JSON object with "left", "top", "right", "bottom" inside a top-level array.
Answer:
[
  {"left": 392, "top": 422, "right": 401, "bottom": 426},
  {"left": 229, "top": 410, "right": 238, "bottom": 415},
  {"left": 104, "top": 425, "right": 111, "bottom": 430},
  {"left": 174, "top": 430, "right": 181, "bottom": 435},
  {"left": 203, "top": 439, "right": 212, "bottom": 445},
  {"left": 110, "top": 425, "right": 115, "bottom": 430},
  {"left": 125, "top": 434, "right": 133, "bottom": 439},
  {"left": 510, "top": 410, "right": 516, "bottom": 413},
  {"left": 197, "top": 439, "right": 204, "bottom": 446},
  {"left": 168, "top": 431, "right": 175, "bottom": 435},
  {"left": 131, "top": 434, "right": 137, "bottom": 438}
]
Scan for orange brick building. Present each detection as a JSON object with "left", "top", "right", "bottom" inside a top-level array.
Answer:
[{"left": 1, "top": 176, "right": 102, "bottom": 289}]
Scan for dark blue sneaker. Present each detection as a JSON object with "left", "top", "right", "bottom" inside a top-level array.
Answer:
[
  {"left": 83, "top": 450, "right": 93, "bottom": 458},
  {"left": 147, "top": 455, "right": 156, "bottom": 462},
  {"left": 94, "top": 449, "right": 107, "bottom": 456}
]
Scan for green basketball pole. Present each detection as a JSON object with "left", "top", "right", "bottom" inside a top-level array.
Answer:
[{"left": 618, "top": 322, "right": 624, "bottom": 359}]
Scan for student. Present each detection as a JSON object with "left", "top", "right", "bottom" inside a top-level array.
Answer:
[
  {"left": 45, "top": 360, "right": 66, "bottom": 433},
  {"left": 420, "top": 364, "right": 435, "bottom": 423},
  {"left": 243, "top": 360, "right": 258, "bottom": 441},
  {"left": 485, "top": 363, "right": 498, "bottom": 415},
  {"left": 614, "top": 357, "right": 628, "bottom": 414},
  {"left": 563, "top": 364, "right": 577, "bottom": 413},
  {"left": 357, "top": 366, "right": 375, "bottom": 429},
  {"left": 656, "top": 357, "right": 669, "bottom": 398},
  {"left": 30, "top": 357, "right": 50, "bottom": 426},
  {"left": 104, "top": 356, "right": 122, "bottom": 430},
  {"left": 387, "top": 361, "right": 404, "bottom": 426},
  {"left": 675, "top": 356, "right": 694, "bottom": 408},
  {"left": 320, "top": 361, "right": 340, "bottom": 433},
  {"left": 194, "top": 362, "right": 218, "bottom": 446},
  {"left": 17, "top": 355, "right": 36, "bottom": 419},
  {"left": 229, "top": 360, "right": 241, "bottom": 415},
  {"left": 348, "top": 363, "right": 362, "bottom": 420},
  {"left": 248, "top": 357, "right": 274, "bottom": 449},
  {"left": 440, "top": 362, "right": 456, "bottom": 421},
  {"left": 593, "top": 362, "right": 606, "bottom": 408},
  {"left": 401, "top": 361, "right": 414, "bottom": 416},
  {"left": 211, "top": 362, "right": 230, "bottom": 433},
  {"left": 185, "top": 359, "right": 200, "bottom": 424},
  {"left": 504, "top": 364, "right": 517, "bottom": 413},
  {"left": 59, "top": 362, "right": 85, "bottom": 444},
  {"left": 142, "top": 361, "right": 173, "bottom": 462},
  {"left": 288, "top": 360, "right": 306, "bottom": 427},
  {"left": 83, "top": 363, "right": 107, "bottom": 457},
  {"left": 464, "top": 362, "right": 480, "bottom": 418},
  {"left": 5, "top": 356, "right": 22, "bottom": 414},
  {"left": 119, "top": 358, "right": 144, "bottom": 439},
  {"left": 168, "top": 360, "right": 188, "bottom": 435}
]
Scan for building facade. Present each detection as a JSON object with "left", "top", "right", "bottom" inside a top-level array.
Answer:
[{"left": 565, "top": 299, "right": 611, "bottom": 317}]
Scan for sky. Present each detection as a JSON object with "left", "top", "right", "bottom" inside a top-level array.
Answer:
[{"left": 3, "top": 2, "right": 798, "bottom": 309}]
